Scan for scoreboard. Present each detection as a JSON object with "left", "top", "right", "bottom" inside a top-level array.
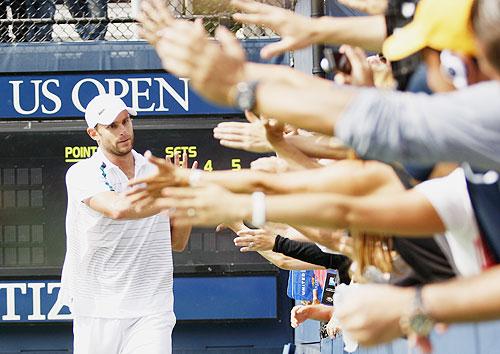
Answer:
[{"left": 0, "top": 118, "right": 275, "bottom": 277}]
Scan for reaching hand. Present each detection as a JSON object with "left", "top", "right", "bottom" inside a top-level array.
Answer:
[
  {"left": 138, "top": 0, "right": 247, "bottom": 107},
  {"left": 126, "top": 151, "right": 196, "bottom": 208},
  {"left": 290, "top": 305, "right": 313, "bottom": 328},
  {"left": 156, "top": 18, "right": 210, "bottom": 79},
  {"left": 231, "top": 0, "right": 315, "bottom": 59},
  {"left": 261, "top": 117, "right": 286, "bottom": 144},
  {"left": 148, "top": 184, "right": 248, "bottom": 227},
  {"left": 250, "top": 156, "right": 289, "bottom": 173},
  {"left": 335, "top": 284, "right": 413, "bottom": 346},
  {"left": 213, "top": 111, "right": 273, "bottom": 153},
  {"left": 291, "top": 304, "right": 335, "bottom": 328},
  {"left": 338, "top": 0, "right": 388, "bottom": 15},
  {"left": 216, "top": 221, "right": 249, "bottom": 234},
  {"left": 326, "top": 315, "right": 342, "bottom": 338},
  {"left": 233, "top": 228, "right": 277, "bottom": 252},
  {"left": 137, "top": 0, "right": 175, "bottom": 47}
]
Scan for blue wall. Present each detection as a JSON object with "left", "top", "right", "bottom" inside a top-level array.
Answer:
[{"left": 295, "top": 319, "right": 500, "bottom": 354}]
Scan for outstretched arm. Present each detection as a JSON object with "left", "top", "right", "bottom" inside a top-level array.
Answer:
[
  {"left": 155, "top": 183, "right": 444, "bottom": 236},
  {"left": 231, "top": 0, "right": 386, "bottom": 56},
  {"left": 86, "top": 191, "right": 164, "bottom": 220},
  {"left": 256, "top": 190, "right": 445, "bottom": 235},
  {"left": 258, "top": 250, "right": 325, "bottom": 270},
  {"left": 129, "top": 157, "right": 402, "bottom": 201},
  {"left": 140, "top": 5, "right": 500, "bottom": 171}
]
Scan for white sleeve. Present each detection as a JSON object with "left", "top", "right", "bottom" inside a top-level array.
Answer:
[
  {"left": 66, "top": 164, "right": 113, "bottom": 203},
  {"left": 414, "top": 168, "right": 474, "bottom": 236}
]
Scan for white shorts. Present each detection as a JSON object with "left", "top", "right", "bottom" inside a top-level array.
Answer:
[{"left": 73, "top": 311, "right": 176, "bottom": 354}]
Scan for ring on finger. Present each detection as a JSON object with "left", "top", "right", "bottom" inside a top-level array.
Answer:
[
  {"left": 187, "top": 208, "right": 196, "bottom": 217},
  {"left": 249, "top": 242, "right": 255, "bottom": 248}
]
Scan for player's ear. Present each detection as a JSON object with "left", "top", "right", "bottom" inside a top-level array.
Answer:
[{"left": 87, "top": 127, "right": 99, "bottom": 142}]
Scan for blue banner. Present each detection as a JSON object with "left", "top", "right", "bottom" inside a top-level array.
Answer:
[
  {"left": 0, "top": 280, "right": 71, "bottom": 322},
  {"left": 0, "top": 276, "right": 277, "bottom": 322},
  {"left": 0, "top": 72, "right": 239, "bottom": 119}
]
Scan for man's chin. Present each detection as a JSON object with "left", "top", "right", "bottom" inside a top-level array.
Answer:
[{"left": 113, "top": 144, "right": 133, "bottom": 156}]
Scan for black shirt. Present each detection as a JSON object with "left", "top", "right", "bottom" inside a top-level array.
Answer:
[{"left": 273, "top": 235, "right": 351, "bottom": 284}]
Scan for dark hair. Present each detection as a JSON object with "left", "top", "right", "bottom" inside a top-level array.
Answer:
[{"left": 471, "top": 0, "right": 500, "bottom": 73}]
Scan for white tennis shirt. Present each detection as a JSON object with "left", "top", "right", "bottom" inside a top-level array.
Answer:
[
  {"left": 59, "top": 148, "right": 174, "bottom": 318},
  {"left": 416, "top": 168, "right": 483, "bottom": 277}
]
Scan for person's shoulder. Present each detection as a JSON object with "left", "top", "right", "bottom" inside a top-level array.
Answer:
[{"left": 65, "top": 155, "right": 100, "bottom": 182}]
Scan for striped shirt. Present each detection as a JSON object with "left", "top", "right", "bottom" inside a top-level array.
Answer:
[{"left": 59, "top": 148, "right": 173, "bottom": 318}]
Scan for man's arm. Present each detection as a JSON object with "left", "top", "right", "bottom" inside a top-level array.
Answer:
[
  {"left": 254, "top": 82, "right": 500, "bottom": 170},
  {"left": 285, "top": 134, "right": 352, "bottom": 160},
  {"left": 170, "top": 220, "right": 192, "bottom": 252},
  {"left": 424, "top": 265, "right": 500, "bottom": 322},
  {"left": 86, "top": 191, "right": 163, "bottom": 219},
  {"left": 254, "top": 82, "right": 355, "bottom": 136}
]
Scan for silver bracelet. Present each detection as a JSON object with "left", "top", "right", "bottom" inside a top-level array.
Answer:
[
  {"left": 251, "top": 191, "right": 266, "bottom": 227},
  {"left": 188, "top": 169, "right": 202, "bottom": 186}
]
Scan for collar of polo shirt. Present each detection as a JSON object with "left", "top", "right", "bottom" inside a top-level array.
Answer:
[{"left": 94, "top": 148, "right": 148, "bottom": 174}]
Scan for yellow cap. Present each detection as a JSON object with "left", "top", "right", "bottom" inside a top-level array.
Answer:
[{"left": 383, "top": 0, "right": 477, "bottom": 61}]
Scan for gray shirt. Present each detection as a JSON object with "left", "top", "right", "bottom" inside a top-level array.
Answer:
[{"left": 336, "top": 81, "right": 500, "bottom": 171}]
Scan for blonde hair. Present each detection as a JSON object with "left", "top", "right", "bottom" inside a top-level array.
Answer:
[
  {"left": 346, "top": 151, "right": 395, "bottom": 282},
  {"left": 350, "top": 231, "right": 394, "bottom": 282}
]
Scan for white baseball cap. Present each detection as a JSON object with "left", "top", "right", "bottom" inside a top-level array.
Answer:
[{"left": 85, "top": 94, "right": 137, "bottom": 128}]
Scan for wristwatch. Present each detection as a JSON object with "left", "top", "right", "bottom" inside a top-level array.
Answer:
[
  {"left": 400, "top": 286, "right": 435, "bottom": 337},
  {"left": 234, "top": 81, "right": 259, "bottom": 111}
]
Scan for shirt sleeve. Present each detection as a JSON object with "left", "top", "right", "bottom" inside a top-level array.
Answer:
[
  {"left": 414, "top": 168, "right": 474, "bottom": 238},
  {"left": 273, "top": 235, "right": 350, "bottom": 269},
  {"left": 66, "top": 163, "right": 113, "bottom": 203},
  {"left": 335, "top": 81, "right": 500, "bottom": 171}
]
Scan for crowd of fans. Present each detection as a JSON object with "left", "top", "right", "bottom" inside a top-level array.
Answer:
[
  {"left": 120, "top": 0, "right": 500, "bottom": 352},
  {"left": 0, "top": 0, "right": 109, "bottom": 41}
]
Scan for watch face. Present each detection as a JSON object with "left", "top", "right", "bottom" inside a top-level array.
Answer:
[
  {"left": 239, "top": 94, "right": 252, "bottom": 111},
  {"left": 410, "top": 313, "right": 434, "bottom": 336},
  {"left": 236, "top": 81, "right": 257, "bottom": 111}
]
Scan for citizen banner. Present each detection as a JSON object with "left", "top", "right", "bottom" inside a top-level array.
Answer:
[{"left": 0, "top": 277, "right": 277, "bottom": 323}]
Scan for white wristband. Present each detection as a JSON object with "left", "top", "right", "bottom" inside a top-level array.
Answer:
[
  {"left": 189, "top": 169, "right": 202, "bottom": 186},
  {"left": 251, "top": 191, "right": 266, "bottom": 228}
]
